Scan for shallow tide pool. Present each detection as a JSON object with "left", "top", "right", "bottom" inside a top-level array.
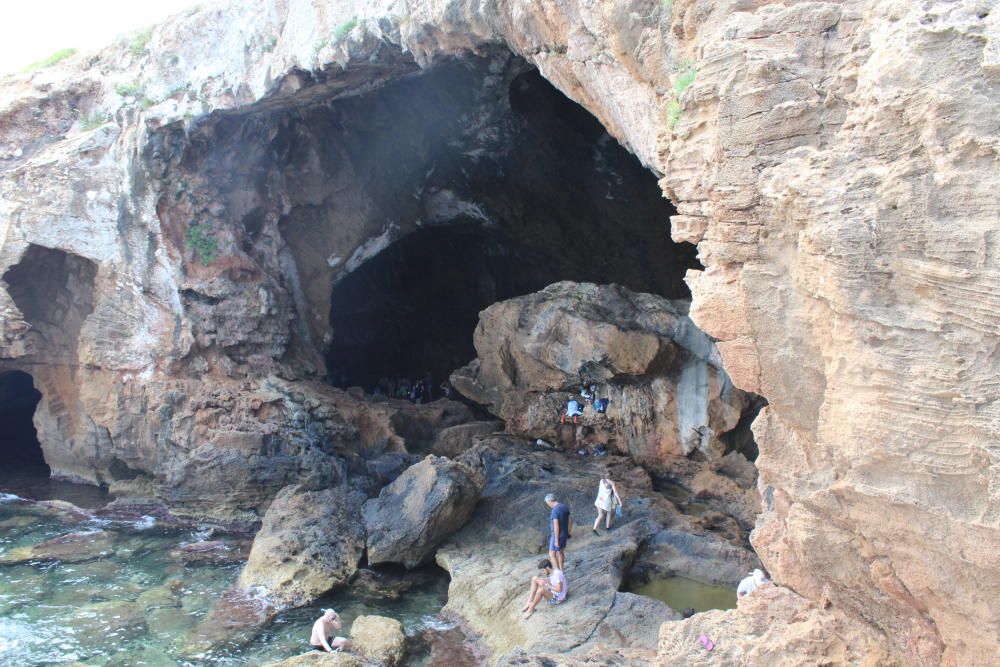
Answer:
[
  {"left": 0, "top": 488, "right": 471, "bottom": 667},
  {"left": 629, "top": 576, "right": 737, "bottom": 614}
]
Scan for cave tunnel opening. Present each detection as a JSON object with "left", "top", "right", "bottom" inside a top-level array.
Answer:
[
  {"left": 0, "top": 370, "right": 47, "bottom": 475},
  {"left": 320, "top": 61, "right": 701, "bottom": 389},
  {"left": 2, "top": 244, "right": 98, "bottom": 359}
]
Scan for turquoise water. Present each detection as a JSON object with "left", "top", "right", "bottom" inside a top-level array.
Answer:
[
  {"left": 629, "top": 576, "right": 737, "bottom": 614},
  {"left": 0, "top": 488, "right": 471, "bottom": 666}
]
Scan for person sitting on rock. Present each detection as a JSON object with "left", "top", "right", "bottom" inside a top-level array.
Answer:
[
  {"left": 593, "top": 397, "right": 609, "bottom": 414},
  {"left": 737, "top": 568, "right": 769, "bottom": 598},
  {"left": 561, "top": 399, "right": 583, "bottom": 424},
  {"left": 521, "top": 558, "right": 567, "bottom": 619},
  {"left": 580, "top": 384, "right": 596, "bottom": 401},
  {"left": 310, "top": 609, "right": 349, "bottom": 653}
]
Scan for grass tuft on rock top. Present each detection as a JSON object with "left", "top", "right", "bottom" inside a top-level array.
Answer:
[
  {"left": 130, "top": 28, "right": 153, "bottom": 56},
  {"left": 23, "top": 48, "right": 77, "bottom": 72},
  {"left": 80, "top": 112, "right": 111, "bottom": 130},
  {"left": 334, "top": 17, "right": 358, "bottom": 42},
  {"left": 115, "top": 81, "right": 143, "bottom": 98}
]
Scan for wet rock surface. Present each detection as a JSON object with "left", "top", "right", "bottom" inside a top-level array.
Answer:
[
  {"left": 0, "top": 529, "right": 116, "bottom": 564},
  {"left": 350, "top": 614, "right": 406, "bottom": 666},
  {"left": 364, "top": 455, "right": 484, "bottom": 569},
  {"left": 240, "top": 484, "right": 366, "bottom": 608}
]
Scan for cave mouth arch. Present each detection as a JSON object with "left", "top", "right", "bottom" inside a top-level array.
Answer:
[
  {"left": 320, "top": 61, "right": 701, "bottom": 390},
  {"left": 0, "top": 370, "right": 47, "bottom": 475}
]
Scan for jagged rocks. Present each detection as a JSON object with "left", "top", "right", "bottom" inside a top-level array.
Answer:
[
  {"left": 363, "top": 455, "right": 484, "bottom": 568},
  {"left": 265, "top": 653, "right": 359, "bottom": 667},
  {"left": 450, "top": 282, "right": 750, "bottom": 466},
  {"left": 239, "top": 484, "right": 366, "bottom": 608},
  {"left": 350, "top": 615, "right": 406, "bottom": 666},
  {"left": 436, "top": 436, "right": 755, "bottom": 658}
]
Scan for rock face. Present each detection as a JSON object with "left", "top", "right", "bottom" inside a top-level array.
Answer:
[
  {"left": 239, "top": 484, "right": 365, "bottom": 608},
  {"left": 0, "top": 1, "right": 996, "bottom": 665},
  {"left": 451, "top": 282, "right": 752, "bottom": 465},
  {"left": 363, "top": 455, "right": 484, "bottom": 568},
  {"left": 349, "top": 615, "right": 406, "bottom": 667},
  {"left": 436, "top": 436, "right": 756, "bottom": 658}
]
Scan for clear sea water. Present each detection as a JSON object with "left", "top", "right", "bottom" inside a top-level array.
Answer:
[{"left": 0, "top": 477, "right": 477, "bottom": 667}]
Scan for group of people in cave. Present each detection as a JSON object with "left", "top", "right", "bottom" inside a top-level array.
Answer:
[
  {"left": 561, "top": 383, "right": 610, "bottom": 425},
  {"left": 371, "top": 373, "right": 454, "bottom": 403}
]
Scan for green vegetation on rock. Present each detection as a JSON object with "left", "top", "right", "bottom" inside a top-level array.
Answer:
[
  {"left": 130, "top": 28, "right": 153, "bottom": 56},
  {"left": 186, "top": 224, "right": 218, "bottom": 265},
  {"left": 334, "top": 17, "right": 358, "bottom": 42},
  {"left": 23, "top": 48, "right": 77, "bottom": 72},
  {"left": 115, "top": 81, "right": 143, "bottom": 98}
]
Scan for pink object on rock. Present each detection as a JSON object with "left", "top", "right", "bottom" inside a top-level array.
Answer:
[{"left": 699, "top": 632, "right": 714, "bottom": 651}]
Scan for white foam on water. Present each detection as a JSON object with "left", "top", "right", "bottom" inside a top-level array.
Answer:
[
  {"left": 133, "top": 515, "right": 157, "bottom": 530},
  {"left": 0, "top": 493, "right": 21, "bottom": 503},
  {"left": 419, "top": 614, "right": 456, "bottom": 632}
]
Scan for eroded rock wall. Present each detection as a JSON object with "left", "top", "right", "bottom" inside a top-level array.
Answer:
[{"left": 0, "top": 0, "right": 997, "bottom": 664}]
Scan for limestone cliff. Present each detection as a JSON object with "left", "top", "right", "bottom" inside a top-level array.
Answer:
[{"left": 0, "top": 1, "right": 997, "bottom": 665}]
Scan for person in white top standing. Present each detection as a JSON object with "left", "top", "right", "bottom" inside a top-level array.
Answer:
[
  {"left": 592, "top": 477, "right": 622, "bottom": 534},
  {"left": 521, "top": 559, "right": 568, "bottom": 619}
]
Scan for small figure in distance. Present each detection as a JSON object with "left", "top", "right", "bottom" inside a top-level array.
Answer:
[
  {"left": 737, "top": 569, "right": 770, "bottom": 598},
  {"left": 592, "top": 477, "right": 623, "bottom": 534},
  {"left": 561, "top": 398, "right": 583, "bottom": 424},
  {"left": 520, "top": 558, "right": 567, "bottom": 620},
  {"left": 310, "top": 609, "right": 349, "bottom": 653}
]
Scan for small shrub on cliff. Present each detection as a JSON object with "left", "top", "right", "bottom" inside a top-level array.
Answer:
[
  {"left": 23, "top": 48, "right": 78, "bottom": 72},
  {"left": 186, "top": 224, "right": 218, "bottom": 266},
  {"left": 334, "top": 17, "right": 358, "bottom": 42},
  {"left": 674, "top": 62, "right": 697, "bottom": 96},
  {"left": 662, "top": 0, "right": 673, "bottom": 17},
  {"left": 666, "top": 99, "right": 682, "bottom": 129},
  {"left": 263, "top": 36, "right": 278, "bottom": 53},
  {"left": 130, "top": 28, "right": 153, "bottom": 56},
  {"left": 81, "top": 111, "right": 111, "bottom": 130},
  {"left": 115, "top": 80, "right": 143, "bottom": 98}
]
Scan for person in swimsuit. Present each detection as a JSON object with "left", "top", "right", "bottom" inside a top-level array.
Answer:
[
  {"left": 310, "top": 609, "right": 349, "bottom": 653},
  {"left": 592, "top": 477, "right": 622, "bottom": 533}
]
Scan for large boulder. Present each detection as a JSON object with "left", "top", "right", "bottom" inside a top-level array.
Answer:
[
  {"left": 450, "top": 282, "right": 750, "bottom": 467},
  {"left": 239, "top": 484, "right": 365, "bottom": 608},
  {"left": 363, "top": 455, "right": 484, "bottom": 568},
  {"left": 350, "top": 615, "right": 406, "bottom": 667}
]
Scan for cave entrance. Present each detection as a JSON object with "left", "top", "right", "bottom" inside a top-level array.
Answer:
[
  {"left": 2, "top": 244, "right": 98, "bottom": 360},
  {"left": 0, "top": 370, "right": 47, "bottom": 475},
  {"left": 319, "top": 60, "right": 700, "bottom": 390}
]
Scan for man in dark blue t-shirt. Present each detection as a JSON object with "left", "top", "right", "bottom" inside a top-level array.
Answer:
[{"left": 544, "top": 493, "right": 571, "bottom": 571}]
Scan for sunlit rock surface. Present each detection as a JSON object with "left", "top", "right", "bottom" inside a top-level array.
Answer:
[{"left": 0, "top": 0, "right": 997, "bottom": 664}]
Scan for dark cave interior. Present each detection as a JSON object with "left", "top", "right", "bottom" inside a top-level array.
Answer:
[
  {"left": 321, "top": 63, "right": 700, "bottom": 388},
  {"left": 0, "top": 370, "right": 47, "bottom": 474}
]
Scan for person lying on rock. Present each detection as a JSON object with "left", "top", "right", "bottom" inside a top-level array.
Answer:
[
  {"left": 593, "top": 476, "right": 623, "bottom": 534},
  {"left": 737, "top": 569, "right": 769, "bottom": 598},
  {"left": 545, "top": 493, "right": 571, "bottom": 571},
  {"left": 521, "top": 558, "right": 568, "bottom": 619},
  {"left": 310, "top": 609, "right": 349, "bottom": 653}
]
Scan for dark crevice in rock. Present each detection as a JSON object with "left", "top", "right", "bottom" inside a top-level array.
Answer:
[{"left": 0, "top": 370, "right": 47, "bottom": 475}]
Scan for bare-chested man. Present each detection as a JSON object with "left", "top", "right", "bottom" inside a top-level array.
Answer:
[{"left": 310, "top": 609, "right": 349, "bottom": 653}]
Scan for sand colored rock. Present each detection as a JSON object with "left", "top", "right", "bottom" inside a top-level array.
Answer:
[
  {"left": 239, "top": 484, "right": 366, "bottom": 608},
  {"left": 265, "top": 653, "right": 359, "bottom": 667},
  {"left": 451, "top": 282, "right": 750, "bottom": 465},
  {"left": 0, "top": 0, "right": 995, "bottom": 664},
  {"left": 363, "top": 455, "right": 484, "bottom": 568},
  {"left": 350, "top": 615, "right": 406, "bottom": 667}
]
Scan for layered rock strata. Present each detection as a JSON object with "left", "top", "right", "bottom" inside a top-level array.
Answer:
[{"left": 0, "top": 0, "right": 996, "bottom": 664}]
